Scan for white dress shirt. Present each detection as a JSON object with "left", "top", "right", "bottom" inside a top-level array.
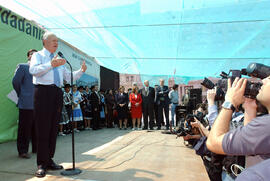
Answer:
[{"left": 29, "top": 48, "right": 83, "bottom": 86}]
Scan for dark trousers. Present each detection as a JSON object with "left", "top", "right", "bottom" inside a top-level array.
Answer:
[
  {"left": 154, "top": 104, "right": 159, "bottom": 125},
  {"left": 17, "top": 109, "right": 37, "bottom": 154},
  {"left": 106, "top": 106, "right": 113, "bottom": 128},
  {"left": 201, "top": 156, "right": 223, "bottom": 181},
  {"left": 92, "top": 109, "right": 100, "bottom": 130},
  {"left": 157, "top": 102, "right": 169, "bottom": 128},
  {"left": 34, "top": 85, "right": 63, "bottom": 167},
  {"left": 142, "top": 104, "right": 154, "bottom": 129},
  {"left": 65, "top": 105, "right": 72, "bottom": 119}
]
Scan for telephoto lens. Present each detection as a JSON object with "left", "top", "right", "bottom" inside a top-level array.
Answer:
[
  {"left": 201, "top": 77, "right": 215, "bottom": 89},
  {"left": 246, "top": 63, "right": 270, "bottom": 79}
]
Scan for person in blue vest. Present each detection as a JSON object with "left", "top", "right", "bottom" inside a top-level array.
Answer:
[{"left": 12, "top": 49, "right": 37, "bottom": 159}]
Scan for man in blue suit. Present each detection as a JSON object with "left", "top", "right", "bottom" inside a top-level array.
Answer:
[
  {"left": 12, "top": 49, "right": 37, "bottom": 159},
  {"left": 155, "top": 79, "right": 170, "bottom": 130}
]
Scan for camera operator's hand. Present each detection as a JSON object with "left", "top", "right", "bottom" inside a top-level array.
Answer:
[
  {"left": 183, "top": 134, "right": 192, "bottom": 141},
  {"left": 225, "top": 78, "right": 247, "bottom": 108},
  {"left": 207, "top": 87, "right": 216, "bottom": 106},
  {"left": 191, "top": 120, "right": 200, "bottom": 128},
  {"left": 243, "top": 98, "right": 257, "bottom": 111},
  {"left": 243, "top": 98, "right": 257, "bottom": 125}
]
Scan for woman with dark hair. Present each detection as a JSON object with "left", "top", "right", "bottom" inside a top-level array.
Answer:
[
  {"left": 105, "top": 89, "right": 115, "bottom": 128},
  {"left": 115, "top": 86, "right": 129, "bottom": 129},
  {"left": 129, "top": 86, "right": 142, "bottom": 130}
]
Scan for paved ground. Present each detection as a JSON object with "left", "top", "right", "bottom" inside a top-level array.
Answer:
[{"left": 0, "top": 128, "right": 208, "bottom": 181}]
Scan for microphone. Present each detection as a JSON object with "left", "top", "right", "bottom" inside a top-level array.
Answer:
[
  {"left": 58, "top": 51, "right": 71, "bottom": 66},
  {"left": 57, "top": 51, "right": 65, "bottom": 58}
]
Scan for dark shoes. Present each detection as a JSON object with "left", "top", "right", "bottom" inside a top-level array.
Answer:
[
  {"left": 19, "top": 153, "right": 31, "bottom": 159},
  {"left": 35, "top": 162, "right": 63, "bottom": 178},
  {"left": 47, "top": 162, "right": 64, "bottom": 170},
  {"left": 35, "top": 166, "right": 46, "bottom": 178},
  {"left": 142, "top": 127, "right": 148, "bottom": 130}
]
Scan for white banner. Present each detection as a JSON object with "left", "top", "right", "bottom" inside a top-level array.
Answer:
[{"left": 58, "top": 40, "right": 100, "bottom": 87}]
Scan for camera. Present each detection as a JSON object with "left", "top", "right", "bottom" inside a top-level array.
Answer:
[
  {"left": 201, "top": 63, "right": 270, "bottom": 99},
  {"left": 220, "top": 69, "right": 263, "bottom": 99},
  {"left": 201, "top": 77, "right": 225, "bottom": 101},
  {"left": 177, "top": 114, "right": 198, "bottom": 136}
]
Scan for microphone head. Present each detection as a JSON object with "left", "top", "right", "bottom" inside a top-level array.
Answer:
[{"left": 57, "top": 51, "right": 64, "bottom": 58}]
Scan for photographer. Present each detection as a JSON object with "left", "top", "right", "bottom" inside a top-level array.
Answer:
[
  {"left": 206, "top": 77, "right": 270, "bottom": 167},
  {"left": 190, "top": 88, "right": 219, "bottom": 137},
  {"left": 206, "top": 88, "right": 219, "bottom": 127},
  {"left": 192, "top": 86, "right": 246, "bottom": 181},
  {"left": 181, "top": 90, "right": 218, "bottom": 144},
  {"left": 182, "top": 115, "right": 202, "bottom": 147}
]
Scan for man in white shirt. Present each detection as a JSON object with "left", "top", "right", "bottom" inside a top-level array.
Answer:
[{"left": 29, "top": 31, "right": 87, "bottom": 177}]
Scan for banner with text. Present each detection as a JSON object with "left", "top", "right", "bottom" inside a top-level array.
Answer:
[{"left": 0, "top": 5, "right": 44, "bottom": 143}]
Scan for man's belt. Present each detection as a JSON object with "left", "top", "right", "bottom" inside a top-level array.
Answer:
[{"left": 35, "top": 84, "right": 60, "bottom": 88}]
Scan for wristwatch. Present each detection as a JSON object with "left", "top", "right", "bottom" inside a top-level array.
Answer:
[{"left": 222, "top": 101, "right": 236, "bottom": 112}]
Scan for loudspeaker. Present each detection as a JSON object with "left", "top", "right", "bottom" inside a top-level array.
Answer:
[{"left": 189, "top": 88, "right": 202, "bottom": 110}]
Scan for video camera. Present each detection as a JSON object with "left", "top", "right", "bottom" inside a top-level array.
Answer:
[
  {"left": 201, "top": 63, "right": 270, "bottom": 99},
  {"left": 177, "top": 113, "right": 203, "bottom": 137},
  {"left": 201, "top": 77, "right": 225, "bottom": 101}
]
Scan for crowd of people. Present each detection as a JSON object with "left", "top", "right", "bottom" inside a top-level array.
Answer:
[{"left": 57, "top": 79, "right": 182, "bottom": 135}]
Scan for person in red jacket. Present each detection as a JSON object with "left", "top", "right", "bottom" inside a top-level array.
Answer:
[{"left": 129, "top": 86, "right": 142, "bottom": 130}]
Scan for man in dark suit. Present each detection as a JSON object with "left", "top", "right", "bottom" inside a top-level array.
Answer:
[
  {"left": 12, "top": 49, "right": 37, "bottom": 159},
  {"left": 140, "top": 80, "right": 155, "bottom": 130},
  {"left": 155, "top": 79, "right": 170, "bottom": 130},
  {"left": 90, "top": 85, "right": 101, "bottom": 130},
  {"left": 154, "top": 85, "right": 159, "bottom": 126}
]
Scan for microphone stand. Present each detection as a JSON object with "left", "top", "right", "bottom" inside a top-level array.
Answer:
[{"left": 61, "top": 60, "right": 82, "bottom": 176}]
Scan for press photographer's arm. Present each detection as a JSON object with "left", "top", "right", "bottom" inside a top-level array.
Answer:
[
  {"left": 206, "top": 76, "right": 270, "bottom": 158},
  {"left": 206, "top": 77, "right": 247, "bottom": 154}
]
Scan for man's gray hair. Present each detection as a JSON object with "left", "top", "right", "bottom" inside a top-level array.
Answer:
[{"left": 42, "top": 31, "right": 56, "bottom": 41}]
